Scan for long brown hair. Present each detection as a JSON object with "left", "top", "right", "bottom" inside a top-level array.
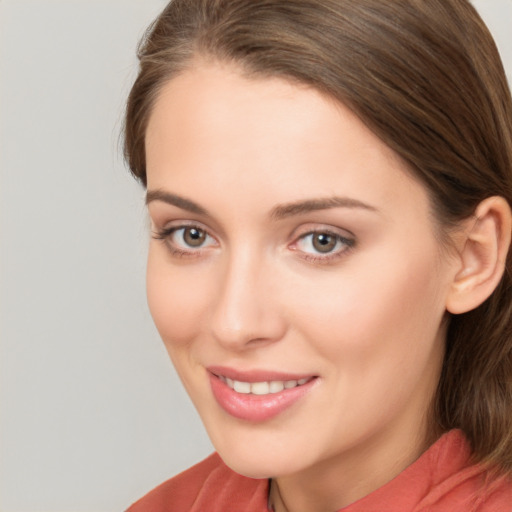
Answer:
[{"left": 124, "top": 0, "right": 512, "bottom": 472}]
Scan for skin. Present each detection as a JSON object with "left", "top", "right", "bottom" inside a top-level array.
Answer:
[{"left": 144, "top": 62, "right": 464, "bottom": 512}]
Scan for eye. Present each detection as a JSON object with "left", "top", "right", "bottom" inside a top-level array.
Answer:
[
  {"left": 294, "top": 230, "right": 354, "bottom": 260},
  {"left": 177, "top": 226, "right": 208, "bottom": 248},
  {"left": 152, "top": 224, "right": 217, "bottom": 256}
]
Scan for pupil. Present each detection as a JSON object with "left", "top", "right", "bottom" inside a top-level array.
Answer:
[
  {"left": 313, "top": 233, "right": 336, "bottom": 253},
  {"left": 184, "top": 228, "right": 205, "bottom": 247}
]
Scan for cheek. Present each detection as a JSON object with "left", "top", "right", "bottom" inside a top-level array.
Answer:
[
  {"left": 291, "top": 240, "right": 448, "bottom": 365},
  {"left": 146, "top": 247, "right": 212, "bottom": 348}
]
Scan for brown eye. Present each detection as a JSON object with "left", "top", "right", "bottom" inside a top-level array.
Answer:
[
  {"left": 295, "top": 230, "right": 354, "bottom": 260},
  {"left": 153, "top": 224, "right": 216, "bottom": 256},
  {"left": 312, "top": 233, "right": 337, "bottom": 253},
  {"left": 182, "top": 227, "right": 206, "bottom": 247}
]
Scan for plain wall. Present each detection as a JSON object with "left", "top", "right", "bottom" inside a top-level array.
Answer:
[
  {"left": 0, "top": 2, "right": 213, "bottom": 511},
  {"left": 0, "top": 1, "right": 511, "bottom": 511}
]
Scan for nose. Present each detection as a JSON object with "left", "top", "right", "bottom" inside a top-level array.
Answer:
[{"left": 210, "top": 249, "right": 287, "bottom": 350}]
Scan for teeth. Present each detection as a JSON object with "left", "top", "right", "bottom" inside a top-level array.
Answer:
[
  {"left": 233, "top": 380, "right": 251, "bottom": 394},
  {"left": 251, "top": 382, "right": 270, "bottom": 395},
  {"left": 223, "top": 377, "right": 311, "bottom": 395},
  {"left": 269, "top": 381, "right": 285, "bottom": 393}
]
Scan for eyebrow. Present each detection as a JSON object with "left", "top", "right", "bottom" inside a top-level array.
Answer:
[
  {"left": 270, "top": 197, "right": 378, "bottom": 220},
  {"left": 146, "top": 190, "right": 209, "bottom": 215},
  {"left": 146, "top": 189, "right": 377, "bottom": 219}
]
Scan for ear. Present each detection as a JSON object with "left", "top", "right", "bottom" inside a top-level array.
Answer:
[{"left": 446, "top": 196, "right": 512, "bottom": 315}]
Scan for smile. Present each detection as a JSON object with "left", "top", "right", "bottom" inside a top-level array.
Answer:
[
  {"left": 218, "top": 375, "right": 312, "bottom": 395},
  {"left": 208, "top": 368, "right": 318, "bottom": 421}
]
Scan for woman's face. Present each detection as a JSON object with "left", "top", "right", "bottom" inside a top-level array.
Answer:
[{"left": 144, "top": 63, "right": 459, "bottom": 481}]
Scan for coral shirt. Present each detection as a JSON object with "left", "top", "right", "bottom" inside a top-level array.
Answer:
[{"left": 126, "top": 430, "right": 512, "bottom": 511}]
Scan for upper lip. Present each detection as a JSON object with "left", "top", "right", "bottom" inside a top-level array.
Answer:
[{"left": 207, "top": 365, "right": 317, "bottom": 383}]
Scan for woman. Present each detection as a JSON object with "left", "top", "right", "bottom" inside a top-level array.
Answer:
[{"left": 124, "top": 0, "right": 512, "bottom": 510}]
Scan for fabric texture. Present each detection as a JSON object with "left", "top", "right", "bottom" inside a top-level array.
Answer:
[{"left": 126, "top": 430, "right": 512, "bottom": 512}]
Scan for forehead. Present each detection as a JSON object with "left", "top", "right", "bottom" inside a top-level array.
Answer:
[{"left": 145, "top": 63, "right": 430, "bottom": 223}]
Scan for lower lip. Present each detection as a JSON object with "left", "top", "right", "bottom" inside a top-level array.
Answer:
[{"left": 209, "top": 373, "right": 316, "bottom": 422}]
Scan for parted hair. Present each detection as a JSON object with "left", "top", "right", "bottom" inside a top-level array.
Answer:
[{"left": 124, "top": 0, "right": 512, "bottom": 472}]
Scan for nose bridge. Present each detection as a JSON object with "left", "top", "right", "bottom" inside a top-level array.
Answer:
[{"left": 210, "top": 243, "right": 284, "bottom": 349}]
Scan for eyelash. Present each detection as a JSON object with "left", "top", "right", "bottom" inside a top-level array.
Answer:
[
  {"left": 291, "top": 230, "right": 355, "bottom": 264},
  {"left": 152, "top": 224, "right": 355, "bottom": 263},
  {"left": 152, "top": 224, "right": 216, "bottom": 259}
]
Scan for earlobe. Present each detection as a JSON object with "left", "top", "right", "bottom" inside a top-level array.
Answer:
[{"left": 446, "top": 196, "right": 512, "bottom": 315}]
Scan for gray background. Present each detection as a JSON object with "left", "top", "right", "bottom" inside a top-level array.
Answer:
[{"left": 0, "top": 1, "right": 511, "bottom": 511}]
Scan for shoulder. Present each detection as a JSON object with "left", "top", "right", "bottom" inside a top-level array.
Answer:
[
  {"left": 411, "top": 430, "right": 512, "bottom": 512},
  {"left": 473, "top": 475, "right": 512, "bottom": 512},
  {"left": 343, "top": 430, "right": 512, "bottom": 512},
  {"left": 412, "top": 430, "right": 512, "bottom": 512},
  {"left": 422, "top": 431, "right": 512, "bottom": 512},
  {"left": 126, "top": 453, "right": 269, "bottom": 512}
]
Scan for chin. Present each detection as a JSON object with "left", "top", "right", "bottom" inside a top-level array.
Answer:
[
  {"left": 219, "top": 450, "right": 292, "bottom": 479},
  {"left": 204, "top": 424, "right": 309, "bottom": 479}
]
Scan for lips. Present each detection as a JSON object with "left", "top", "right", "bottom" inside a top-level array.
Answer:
[
  {"left": 220, "top": 375, "right": 312, "bottom": 395},
  {"left": 208, "top": 366, "right": 317, "bottom": 422}
]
